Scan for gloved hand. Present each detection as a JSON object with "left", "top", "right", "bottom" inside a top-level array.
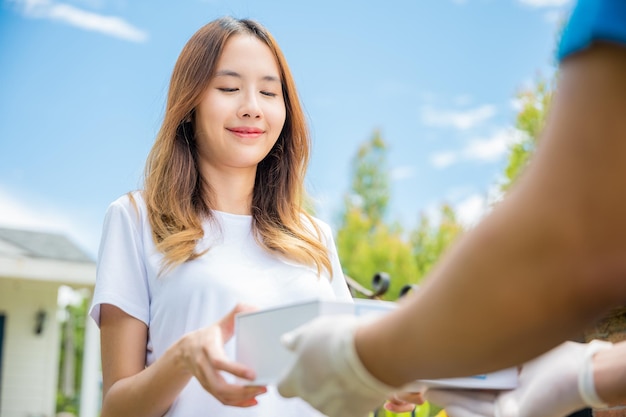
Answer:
[
  {"left": 277, "top": 315, "right": 396, "bottom": 417},
  {"left": 425, "top": 340, "right": 613, "bottom": 417}
]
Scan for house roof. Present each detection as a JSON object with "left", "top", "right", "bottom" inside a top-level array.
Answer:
[{"left": 0, "top": 227, "right": 94, "bottom": 263}]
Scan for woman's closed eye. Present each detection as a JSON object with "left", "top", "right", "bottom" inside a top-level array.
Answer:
[{"left": 216, "top": 87, "right": 278, "bottom": 97}]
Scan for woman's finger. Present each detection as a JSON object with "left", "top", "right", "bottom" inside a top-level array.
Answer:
[
  {"left": 210, "top": 355, "right": 257, "bottom": 381},
  {"left": 395, "top": 391, "right": 425, "bottom": 404},
  {"left": 196, "top": 368, "right": 267, "bottom": 406},
  {"left": 384, "top": 399, "right": 416, "bottom": 413},
  {"left": 219, "top": 303, "right": 258, "bottom": 339}
]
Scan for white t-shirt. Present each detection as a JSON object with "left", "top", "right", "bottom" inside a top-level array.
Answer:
[{"left": 89, "top": 192, "right": 353, "bottom": 417}]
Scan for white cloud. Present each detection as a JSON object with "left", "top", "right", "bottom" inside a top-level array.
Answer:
[
  {"left": 443, "top": 186, "right": 475, "bottom": 202},
  {"left": 390, "top": 165, "right": 416, "bottom": 181},
  {"left": 463, "top": 128, "right": 524, "bottom": 161},
  {"left": 420, "top": 104, "right": 497, "bottom": 131},
  {"left": 510, "top": 96, "right": 524, "bottom": 112},
  {"left": 419, "top": 190, "right": 491, "bottom": 230},
  {"left": 0, "top": 186, "right": 99, "bottom": 257},
  {"left": 430, "top": 127, "right": 525, "bottom": 169},
  {"left": 0, "top": 187, "right": 71, "bottom": 231},
  {"left": 517, "top": 0, "right": 571, "bottom": 7},
  {"left": 464, "top": 129, "right": 519, "bottom": 162},
  {"left": 430, "top": 152, "right": 458, "bottom": 169},
  {"left": 453, "top": 94, "right": 473, "bottom": 106},
  {"left": 10, "top": 0, "right": 148, "bottom": 42},
  {"left": 454, "top": 193, "right": 488, "bottom": 227},
  {"left": 418, "top": 202, "right": 445, "bottom": 226},
  {"left": 543, "top": 9, "right": 566, "bottom": 24}
]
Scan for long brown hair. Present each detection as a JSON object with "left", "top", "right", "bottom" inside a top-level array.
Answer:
[{"left": 143, "top": 16, "right": 331, "bottom": 276}]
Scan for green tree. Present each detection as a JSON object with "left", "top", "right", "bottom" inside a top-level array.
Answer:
[
  {"left": 501, "top": 77, "right": 554, "bottom": 192},
  {"left": 56, "top": 295, "right": 88, "bottom": 415},
  {"left": 411, "top": 204, "right": 464, "bottom": 280},
  {"left": 336, "top": 131, "right": 419, "bottom": 300},
  {"left": 336, "top": 134, "right": 464, "bottom": 417},
  {"left": 350, "top": 129, "right": 390, "bottom": 228}
]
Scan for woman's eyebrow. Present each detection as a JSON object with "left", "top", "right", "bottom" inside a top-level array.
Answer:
[
  {"left": 214, "top": 69, "right": 280, "bottom": 83},
  {"left": 214, "top": 69, "right": 241, "bottom": 78}
]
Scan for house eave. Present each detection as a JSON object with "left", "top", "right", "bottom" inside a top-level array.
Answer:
[{"left": 0, "top": 256, "right": 95, "bottom": 286}]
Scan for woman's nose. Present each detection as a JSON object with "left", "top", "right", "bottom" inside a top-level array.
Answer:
[{"left": 238, "top": 92, "right": 262, "bottom": 119}]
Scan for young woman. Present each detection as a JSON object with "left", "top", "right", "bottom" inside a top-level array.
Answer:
[{"left": 89, "top": 16, "right": 352, "bottom": 417}]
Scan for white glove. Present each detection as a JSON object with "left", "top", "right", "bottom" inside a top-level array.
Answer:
[
  {"left": 277, "top": 315, "right": 396, "bottom": 417},
  {"left": 425, "top": 340, "right": 613, "bottom": 417}
]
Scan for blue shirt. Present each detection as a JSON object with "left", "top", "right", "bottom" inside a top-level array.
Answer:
[{"left": 558, "top": 0, "right": 626, "bottom": 61}]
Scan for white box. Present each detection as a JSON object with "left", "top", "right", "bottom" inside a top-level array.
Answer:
[
  {"left": 409, "top": 367, "right": 518, "bottom": 391},
  {"left": 235, "top": 298, "right": 517, "bottom": 390}
]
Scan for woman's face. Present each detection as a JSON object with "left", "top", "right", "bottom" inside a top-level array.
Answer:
[{"left": 194, "top": 34, "right": 286, "bottom": 178}]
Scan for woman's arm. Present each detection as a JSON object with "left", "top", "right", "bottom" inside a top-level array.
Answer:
[{"left": 99, "top": 304, "right": 266, "bottom": 417}]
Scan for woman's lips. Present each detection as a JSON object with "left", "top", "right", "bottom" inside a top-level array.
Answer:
[{"left": 228, "top": 127, "right": 264, "bottom": 138}]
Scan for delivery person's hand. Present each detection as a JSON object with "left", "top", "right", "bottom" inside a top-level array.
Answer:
[
  {"left": 425, "top": 340, "right": 613, "bottom": 417},
  {"left": 277, "top": 315, "right": 396, "bottom": 417}
]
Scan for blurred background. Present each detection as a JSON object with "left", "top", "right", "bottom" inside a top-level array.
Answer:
[{"left": 0, "top": 0, "right": 574, "bottom": 416}]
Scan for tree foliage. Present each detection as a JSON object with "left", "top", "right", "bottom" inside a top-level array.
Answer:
[
  {"left": 56, "top": 295, "right": 88, "bottom": 414},
  {"left": 336, "top": 131, "right": 465, "bottom": 301},
  {"left": 411, "top": 204, "right": 464, "bottom": 280},
  {"left": 334, "top": 75, "right": 554, "bottom": 354},
  {"left": 501, "top": 77, "right": 554, "bottom": 192},
  {"left": 336, "top": 131, "right": 420, "bottom": 300},
  {"left": 347, "top": 130, "right": 390, "bottom": 227}
]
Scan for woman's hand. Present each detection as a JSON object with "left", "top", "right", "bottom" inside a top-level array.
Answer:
[
  {"left": 384, "top": 391, "right": 425, "bottom": 413},
  {"left": 178, "top": 303, "right": 267, "bottom": 407}
]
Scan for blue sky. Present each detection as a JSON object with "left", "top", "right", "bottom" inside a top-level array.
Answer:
[{"left": 0, "top": 0, "right": 572, "bottom": 258}]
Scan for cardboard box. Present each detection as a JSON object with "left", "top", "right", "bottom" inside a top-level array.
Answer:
[{"left": 235, "top": 298, "right": 517, "bottom": 390}]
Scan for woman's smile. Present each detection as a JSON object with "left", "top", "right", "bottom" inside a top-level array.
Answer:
[{"left": 227, "top": 126, "right": 265, "bottom": 139}]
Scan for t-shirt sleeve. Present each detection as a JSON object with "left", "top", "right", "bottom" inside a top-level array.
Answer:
[
  {"left": 558, "top": 0, "right": 626, "bottom": 61},
  {"left": 89, "top": 195, "right": 151, "bottom": 327}
]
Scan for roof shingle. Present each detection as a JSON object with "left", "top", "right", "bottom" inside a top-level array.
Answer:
[{"left": 0, "top": 227, "right": 94, "bottom": 263}]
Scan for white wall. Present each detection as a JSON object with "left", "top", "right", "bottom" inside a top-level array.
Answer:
[{"left": 0, "top": 278, "right": 61, "bottom": 417}]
